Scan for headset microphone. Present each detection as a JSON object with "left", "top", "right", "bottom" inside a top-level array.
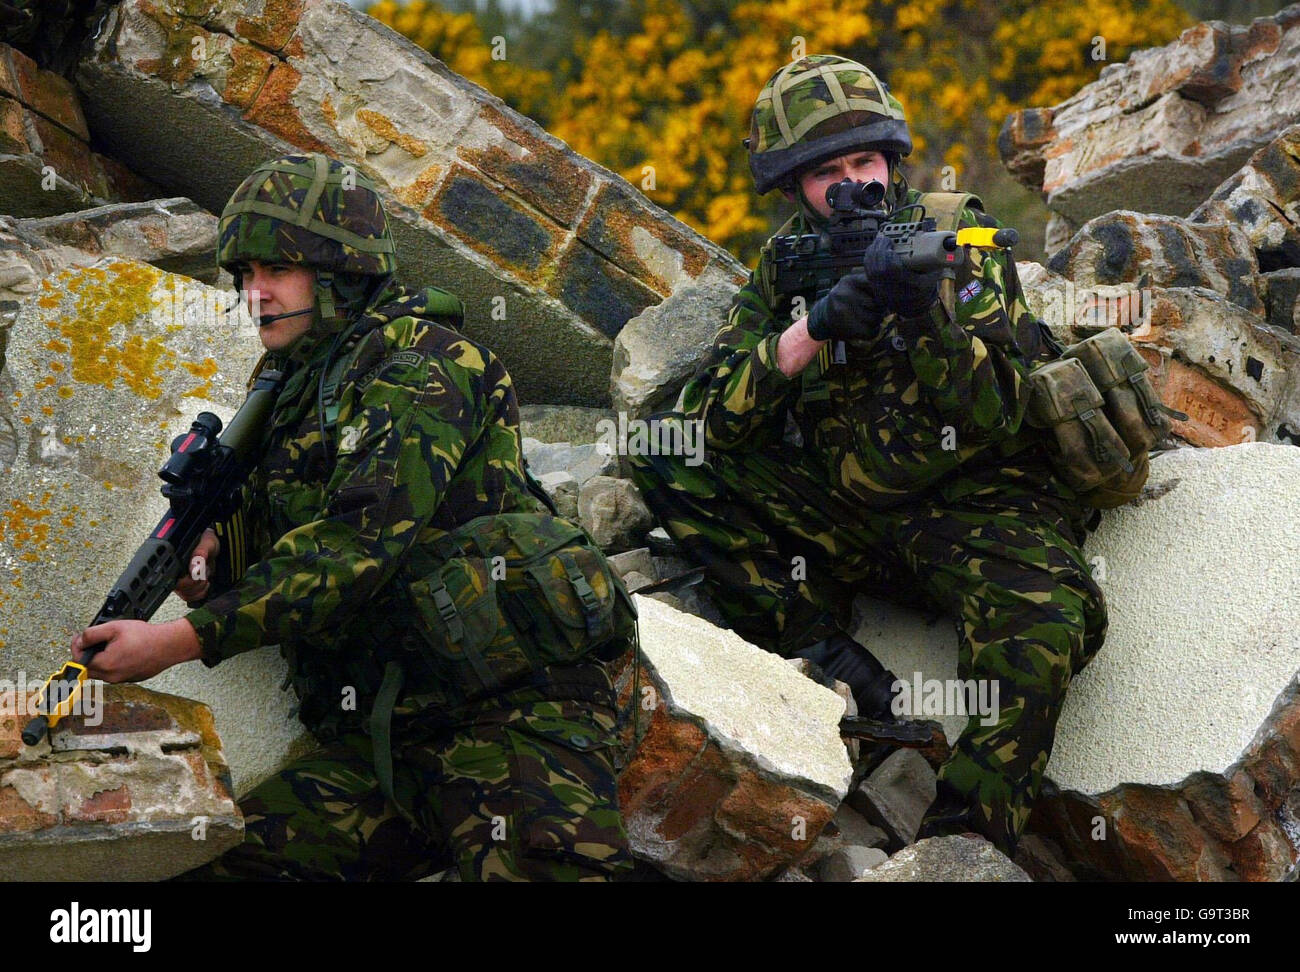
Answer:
[{"left": 257, "top": 307, "right": 313, "bottom": 327}]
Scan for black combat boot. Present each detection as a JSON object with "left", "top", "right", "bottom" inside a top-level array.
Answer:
[
  {"left": 791, "top": 630, "right": 901, "bottom": 722},
  {"left": 915, "top": 779, "right": 984, "bottom": 844}
]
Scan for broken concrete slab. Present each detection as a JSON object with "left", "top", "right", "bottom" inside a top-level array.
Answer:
[
  {"left": 611, "top": 276, "right": 737, "bottom": 419},
  {"left": 522, "top": 437, "right": 618, "bottom": 486},
  {"left": 0, "top": 258, "right": 312, "bottom": 797},
  {"left": 851, "top": 444, "right": 1300, "bottom": 880},
  {"left": 818, "top": 844, "right": 889, "bottom": 882},
  {"left": 1191, "top": 124, "right": 1300, "bottom": 272},
  {"left": 617, "top": 594, "right": 853, "bottom": 881},
  {"left": 0, "top": 684, "right": 241, "bottom": 880},
  {"left": 534, "top": 469, "right": 578, "bottom": 520},
  {"left": 1028, "top": 443, "right": 1300, "bottom": 880},
  {"left": 606, "top": 546, "right": 655, "bottom": 584},
  {"left": 76, "top": 0, "right": 745, "bottom": 405},
  {"left": 855, "top": 835, "right": 1032, "bottom": 882},
  {"left": 848, "top": 748, "right": 937, "bottom": 850},
  {"left": 1000, "top": 7, "right": 1300, "bottom": 226},
  {"left": 1128, "top": 287, "right": 1300, "bottom": 447},
  {"left": 1045, "top": 211, "right": 1262, "bottom": 315},
  {"left": 577, "top": 475, "right": 653, "bottom": 552},
  {"left": 0, "top": 198, "right": 220, "bottom": 301}
]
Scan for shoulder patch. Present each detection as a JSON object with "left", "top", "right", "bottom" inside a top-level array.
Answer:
[{"left": 354, "top": 349, "right": 426, "bottom": 393}]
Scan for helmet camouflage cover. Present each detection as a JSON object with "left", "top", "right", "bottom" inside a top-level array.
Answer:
[
  {"left": 747, "top": 54, "right": 912, "bottom": 195},
  {"left": 217, "top": 153, "right": 397, "bottom": 278}
]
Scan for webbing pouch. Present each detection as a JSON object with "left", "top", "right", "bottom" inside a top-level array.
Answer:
[
  {"left": 407, "top": 513, "right": 636, "bottom": 703},
  {"left": 1025, "top": 357, "right": 1141, "bottom": 506},
  {"left": 1062, "top": 327, "right": 1185, "bottom": 455}
]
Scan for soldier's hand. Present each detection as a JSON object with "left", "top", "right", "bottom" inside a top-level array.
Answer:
[
  {"left": 805, "top": 270, "right": 885, "bottom": 342},
  {"left": 174, "top": 528, "right": 220, "bottom": 604},
  {"left": 862, "top": 232, "right": 944, "bottom": 319},
  {"left": 72, "top": 619, "right": 201, "bottom": 682}
]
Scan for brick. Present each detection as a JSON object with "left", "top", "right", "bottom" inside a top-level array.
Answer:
[
  {"left": 0, "top": 94, "right": 29, "bottom": 154},
  {"left": 1229, "top": 819, "right": 1297, "bottom": 881},
  {"left": 67, "top": 785, "right": 132, "bottom": 825},
  {"left": 576, "top": 180, "right": 712, "bottom": 296},
  {"left": 8, "top": 47, "right": 89, "bottom": 141},
  {"left": 0, "top": 773, "right": 57, "bottom": 834},
  {"left": 717, "top": 773, "right": 836, "bottom": 879},
  {"left": 1141, "top": 350, "right": 1260, "bottom": 447},
  {"left": 0, "top": 686, "right": 244, "bottom": 879},
  {"left": 458, "top": 104, "right": 593, "bottom": 229},
  {"left": 546, "top": 240, "right": 661, "bottom": 339},
  {"left": 242, "top": 62, "right": 333, "bottom": 154},
  {"left": 424, "top": 164, "right": 566, "bottom": 283},
  {"left": 61, "top": 697, "right": 175, "bottom": 737},
  {"left": 0, "top": 44, "right": 20, "bottom": 102},
  {"left": 221, "top": 41, "right": 275, "bottom": 109},
  {"left": 1184, "top": 770, "right": 1263, "bottom": 842},
  {"left": 234, "top": 0, "right": 307, "bottom": 52},
  {"left": 30, "top": 115, "right": 108, "bottom": 198},
  {"left": 617, "top": 706, "right": 707, "bottom": 817},
  {"left": 997, "top": 107, "right": 1056, "bottom": 190}
]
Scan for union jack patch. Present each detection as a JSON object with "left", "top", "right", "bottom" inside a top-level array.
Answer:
[{"left": 958, "top": 280, "right": 983, "bottom": 303}]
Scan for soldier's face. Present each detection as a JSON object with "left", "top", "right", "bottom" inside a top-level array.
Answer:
[
  {"left": 789, "top": 150, "right": 890, "bottom": 218},
  {"left": 240, "top": 261, "right": 317, "bottom": 350}
]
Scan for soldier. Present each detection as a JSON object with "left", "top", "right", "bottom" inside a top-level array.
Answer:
[
  {"left": 631, "top": 55, "right": 1108, "bottom": 857},
  {"left": 70, "top": 153, "right": 635, "bottom": 881}
]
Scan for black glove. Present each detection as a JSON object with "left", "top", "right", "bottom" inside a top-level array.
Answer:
[
  {"left": 861, "top": 232, "right": 944, "bottom": 319},
  {"left": 805, "top": 270, "right": 885, "bottom": 342}
]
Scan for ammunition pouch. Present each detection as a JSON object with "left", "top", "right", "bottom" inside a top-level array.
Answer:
[
  {"left": 1026, "top": 328, "right": 1183, "bottom": 508},
  {"left": 405, "top": 512, "right": 637, "bottom": 704}
]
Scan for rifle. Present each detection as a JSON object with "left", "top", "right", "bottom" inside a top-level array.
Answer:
[
  {"left": 21, "top": 364, "right": 287, "bottom": 745},
  {"left": 771, "top": 178, "right": 1020, "bottom": 303}
]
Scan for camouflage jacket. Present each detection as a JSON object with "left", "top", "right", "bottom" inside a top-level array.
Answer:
[
  {"left": 185, "top": 282, "right": 550, "bottom": 732},
  {"left": 679, "top": 188, "right": 1057, "bottom": 506}
]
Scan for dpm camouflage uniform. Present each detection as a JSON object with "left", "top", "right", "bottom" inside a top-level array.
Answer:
[
  {"left": 177, "top": 155, "right": 632, "bottom": 881},
  {"left": 632, "top": 184, "right": 1109, "bottom": 857}
]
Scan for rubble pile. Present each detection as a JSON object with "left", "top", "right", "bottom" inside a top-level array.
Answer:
[{"left": 0, "top": 1, "right": 1297, "bottom": 880}]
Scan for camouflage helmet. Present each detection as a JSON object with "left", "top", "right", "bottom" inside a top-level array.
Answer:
[
  {"left": 746, "top": 55, "right": 912, "bottom": 195},
  {"left": 217, "top": 153, "right": 397, "bottom": 279}
]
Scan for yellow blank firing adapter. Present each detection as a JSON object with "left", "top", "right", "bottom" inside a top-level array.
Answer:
[
  {"left": 956, "top": 227, "right": 1019, "bottom": 249},
  {"left": 21, "top": 661, "right": 89, "bottom": 746}
]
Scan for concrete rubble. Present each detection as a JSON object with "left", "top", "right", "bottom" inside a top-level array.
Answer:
[
  {"left": 73, "top": 0, "right": 746, "bottom": 406},
  {"left": 0, "top": 684, "right": 242, "bottom": 880},
  {"left": 999, "top": 6, "right": 1300, "bottom": 243},
  {"left": 616, "top": 594, "right": 852, "bottom": 881},
  {"left": 0, "top": 0, "right": 1298, "bottom": 882},
  {"left": 855, "top": 835, "right": 1032, "bottom": 882}
]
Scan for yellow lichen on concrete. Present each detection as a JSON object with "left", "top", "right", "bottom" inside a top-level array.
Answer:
[
  {"left": 39, "top": 261, "right": 173, "bottom": 400},
  {"left": 1, "top": 494, "right": 52, "bottom": 562},
  {"left": 182, "top": 357, "right": 219, "bottom": 398},
  {"left": 357, "top": 109, "right": 428, "bottom": 158}
]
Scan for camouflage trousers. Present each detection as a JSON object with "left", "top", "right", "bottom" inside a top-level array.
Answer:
[
  {"left": 630, "top": 423, "right": 1108, "bottom": 857},
  {"left": 177, "top": 668, "right": 633, "bottom": 882}
]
